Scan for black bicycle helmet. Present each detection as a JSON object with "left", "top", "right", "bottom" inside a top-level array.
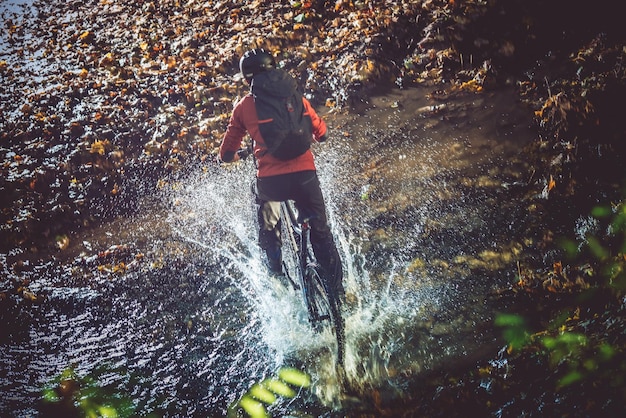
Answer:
[{"left": 239, "top": 49, "right": 275, "bottom": 82}]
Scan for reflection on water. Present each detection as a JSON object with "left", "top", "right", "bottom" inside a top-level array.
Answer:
[{"left": 0, "top": 86, "right": 535, "bottom": 416}]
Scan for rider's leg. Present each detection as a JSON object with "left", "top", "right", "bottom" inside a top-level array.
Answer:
[
  {"left": 292, "top": 172, "right": 345, "bottom": 300},
  {"left": 257, "top": 200, "right": 282, "bottom": 274},
  {"left": 255, "top": 177, "right": 285, "bottom": 275}
]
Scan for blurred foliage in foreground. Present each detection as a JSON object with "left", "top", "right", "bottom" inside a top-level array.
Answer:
[
  {"left": 561, "top": 199, "right": 626, "bottom": 293},
  {"left": 495, "top": 311, "right": 622, "bottom": 390},
  {"left": 227, "top": 367, "right": 312, "bottom": 418},
  {"left": 40, "top": 365, "right": 312, "bottom": 417},
  {"left": 39, "top": 364, "right": 151, "bottom": 418},
  {"left": 496, "top": 198, "right": 626, "bottom": 389}
]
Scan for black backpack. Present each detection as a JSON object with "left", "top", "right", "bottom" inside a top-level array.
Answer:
[{"left": 251, "top": 68, "right": 313, "bottom": 160}]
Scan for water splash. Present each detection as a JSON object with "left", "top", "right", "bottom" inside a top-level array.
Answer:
[
  {"left": 167, "top": 160, "right": 341, "bottom": 355},
  {"left": 164, "top": 146, "right": 458, "bottom": 410}
]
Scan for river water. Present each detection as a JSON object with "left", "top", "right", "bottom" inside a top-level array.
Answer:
[
  {"left": 1, "top": 0, "right": 540, "bottom": 415},
  {"left": 1, "top": 80, "right": 537, "bottom": 416}
]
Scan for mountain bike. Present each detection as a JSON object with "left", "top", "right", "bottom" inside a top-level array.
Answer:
[
  {"left": 238, "top": 145, "right": 345, "bottom": 366},
  {"left": 279, "top": 199, "right": 345, "bottom": 366}
]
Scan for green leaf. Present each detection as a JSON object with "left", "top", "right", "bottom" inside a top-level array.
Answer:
[
  {"left": 60, "top": 367, "right": 77, "bottom": 380},
  {"left": 586, "top": 236, "right": 609, "bottom": 260},
  {"left": 294, "top": 13, "right": 306, "bottom": 23},
  {"left": 610, "top": 272, "right": 626, "bottom": 290},
  {"left": 610, "top": 212, "right": 626, "bottom": 233},
  {"left": 249, "top": 383, "right": 276, "bottom": 405},
  {"left": 495, "top": 313, "right": 525, "bottom": 327},
  {"left": 602, "top": 261, "right": 622, "bottom": 280},
  {"left": 542, "top": 336, "right": 557, "bottom": 349},
  {"left": 558, "top": 370, "right": 583, "bottom": 387},
  {"left": 558, "top": 238, "right": 579, "bottom": 258},
  {"left": 278, "top": 367, "right": 311, "bottom": 388},
  {"left": 599, "top": 343, "right": 616, "bottom": 360},
  {"left": 583, "top": 358, "right": 597, "bottom": 371},
  {"left": 42, "top": 388, "right": 60, "bottom": 402},
  {"left": 239, "top": 395, "right": 268, "bottom": 418},
  {"left": 503, "top": 328, "right": 528, "bottom": 350},
  {"left": 591, "top": 205, "right": 612, "bottom": 218},
  {"left": 262, "top": 378, "right": 296, "bottom": 398},
  {"left": 557, "top": 332, "right": 586, "bottom": 346},
  {"left": 98, "top": 405, "right": 118, "bottom": 418}
]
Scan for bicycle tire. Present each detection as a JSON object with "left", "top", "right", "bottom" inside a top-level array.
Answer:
[
  {"left": 304, "top": 265, "right": 332, "bottom": 326},
  {"left": 304, "top": 265, "right": 345, "bottom": 366},
  {"left": 280, "top": 201, "right": 345, "bottom": 365}
]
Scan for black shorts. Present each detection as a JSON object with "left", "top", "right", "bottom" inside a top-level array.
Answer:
[
  {"left": 256, "top": 170, "right": 343, "bottom": 291},
  {"left": 256, "top": 170, "right": 328, "bottom": 225}
]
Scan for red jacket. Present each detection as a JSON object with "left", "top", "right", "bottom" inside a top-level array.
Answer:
[{"left": 219, "top": 94, "right": 327, "bottom": 177}]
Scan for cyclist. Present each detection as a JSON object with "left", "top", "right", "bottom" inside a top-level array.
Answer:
[{"left": 218, "top": 48, "right": 344, "bottom": 302}]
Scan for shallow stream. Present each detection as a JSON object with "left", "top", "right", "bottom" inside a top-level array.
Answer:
[
  {"left": 1, "top": 79, "right": 538, "bottom": 415},
  {"left": 1, "top": 0, "right": 545, "bottom": 415}
]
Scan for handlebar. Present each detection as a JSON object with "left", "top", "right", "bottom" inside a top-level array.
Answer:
[
  {"left": 237, "top": 147, "right": 251, "bottom": 160},
  {"left": 236, "top": 141, "right": 254, "bottom": 161}
]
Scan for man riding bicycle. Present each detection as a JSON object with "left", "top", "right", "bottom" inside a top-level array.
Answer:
[{"left": 218, "top": 48, "right": 345, "bottom": 302}]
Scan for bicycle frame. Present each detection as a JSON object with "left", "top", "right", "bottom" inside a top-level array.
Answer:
[
  {"left": 280, "top": 201, "right": 331, "bottom": 323},
  {"left": 280, "top": 200, "right": 344, "bottom": 366}
]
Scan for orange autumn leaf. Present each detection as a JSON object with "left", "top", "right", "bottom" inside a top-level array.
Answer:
[
  {"left": 78, "top": 30, "right": 93, "bottom": 41},
  {"left": 548, "top": 175, "right": 556, "bottom": 191},
  {"left": 164, "top": 56, "right": 177, "bottom": 70},
  {"left": 177, "top": 128, "right": 188, "bottom": 138}
]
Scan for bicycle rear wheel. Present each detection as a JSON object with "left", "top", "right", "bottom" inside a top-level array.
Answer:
[
  {"left": 304, "top": 265, "right": 331, "bottom": 326},
  {"left": 304, "top": 265, "right": 345, "bottom": 366}
]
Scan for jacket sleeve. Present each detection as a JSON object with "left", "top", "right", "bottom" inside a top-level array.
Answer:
[
  {"left": 302, "top": 98, "right": 327, "bottom": 142},
  {"left": 219, "top": 99, "right": 247, "bottom": 162}
]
